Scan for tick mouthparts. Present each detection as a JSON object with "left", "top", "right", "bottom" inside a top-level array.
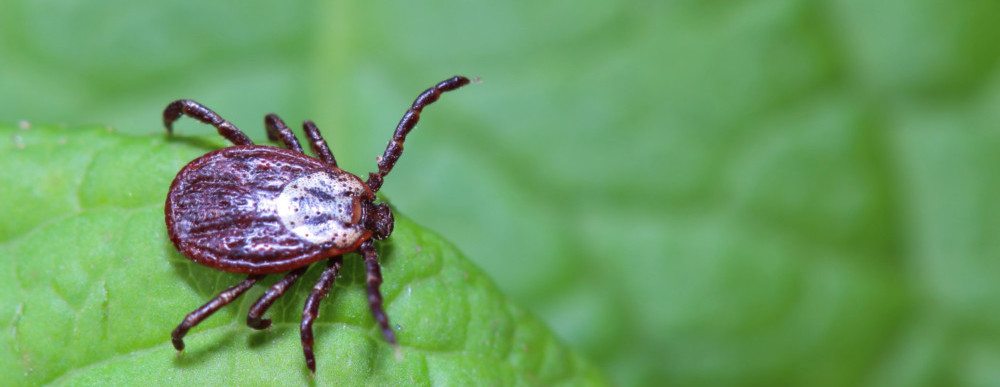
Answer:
[{"left": 365, "top": 202, "right": 394, "bottom": 240}]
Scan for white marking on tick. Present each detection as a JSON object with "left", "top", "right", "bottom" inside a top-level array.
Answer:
[{"left": 276, "top": 172, "right": 364, "bottom": 245}]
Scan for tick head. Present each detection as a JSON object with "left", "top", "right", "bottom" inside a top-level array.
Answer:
[{"left": 364, "top": 201, "right": 394, "bottom": 240}]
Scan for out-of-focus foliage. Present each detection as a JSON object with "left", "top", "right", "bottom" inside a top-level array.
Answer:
[{"left": 1, "top": 1, "right": 999, "bottom": 385}]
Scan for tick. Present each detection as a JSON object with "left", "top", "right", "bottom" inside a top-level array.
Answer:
[{"left": 163, "top": 75, "right": 471, "bottom": 372}]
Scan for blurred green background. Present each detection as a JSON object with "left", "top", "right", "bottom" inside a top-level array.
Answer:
[{"left": 3, "top": 1, "right": 1000, "bottom": 385}]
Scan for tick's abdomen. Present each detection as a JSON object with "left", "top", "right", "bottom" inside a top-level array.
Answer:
[{"left": 166, "top": 146, "right": 370, "bottom": 274}]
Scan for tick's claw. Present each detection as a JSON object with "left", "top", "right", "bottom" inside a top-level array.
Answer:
[
  {"left": 383, "top": 331, "right": 398, "bottom": 347},
  {"left": 306, "top": 356, "right": 316, "bottom": 374},
  {"left": 172, "top": 338, "right": 185, "bottom": 351},
  {"left": 247, "top": 317, "right": 271, "bottom": 330}
]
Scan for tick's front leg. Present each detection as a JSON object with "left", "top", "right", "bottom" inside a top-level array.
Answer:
[
  {"left": 360, "top": 240, "right": 397, "bottom": 345},
  {"left": 366, "top": 76, "right": 471, "bottom": 192}
]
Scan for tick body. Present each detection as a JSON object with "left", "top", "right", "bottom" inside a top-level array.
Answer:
[
  {"left": 163, "top": 75, "right": 471, "bottom": 372},
  {"left": 167, "top": 147, "right": 370, "bottom": 273}
]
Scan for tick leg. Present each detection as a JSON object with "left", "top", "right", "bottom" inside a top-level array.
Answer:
[
  {"left": 171, "top": 275, "right": 263, "bottom": 351},
  {"left": 360, "top": 240, "right": 398, "bottom": 345},
  {"left": 247, "top": 267, "right": 308, "bottom": 329},
  {"left": 366, "top": 75, "right": 472, "bottom": 192},
  {"left": 163, "top": 99, "right": 253, "bottom": 146},
  {"left": 300, "top": 256, "right": 343, "bottom": 373},
  {"left": 264, "top": 114, "right": 304, "bottom": 152},
  {"left": 302, "top": 120, "right": 337, "bottom": 166}
]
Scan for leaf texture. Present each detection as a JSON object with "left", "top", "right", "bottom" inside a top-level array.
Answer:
[{"left": 0, "top": 124, "right": 605, "bottom": 386}]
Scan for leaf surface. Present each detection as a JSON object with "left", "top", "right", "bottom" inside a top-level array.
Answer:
[
  {"left": 0, "top": 124, "right": 604, "bottom": 386},
  {"left": 3, "top": 1, "right": 1000, "bottom": 385}
]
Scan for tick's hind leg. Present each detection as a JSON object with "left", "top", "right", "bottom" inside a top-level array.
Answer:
[
  {"left": 163, "top": 99, "right": 253, "bottom": 146},
  {"left": 300, "top": 255, "right": 343, "bottom": 373},
  {"left": 264, "top": 114, "right": 304, "bottom": 152},
  {"left": 302, "top": 120, "right": 337, "bottom": 166},
  {"left": 247, "top": 266, "right": 308, "bottom": 329},
  {"left": 172, "top": 275, "right": 263, "bottom": 351},
  {"left": 360, "top": 240, "right": 397, "bottom": 345}
]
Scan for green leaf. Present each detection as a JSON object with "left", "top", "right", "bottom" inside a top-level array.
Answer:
[
  {"left": 5, "top": 1, "right": 1000, "bottom": 386},
  {"left": 0, "top": 123, "right": 605, "bottom": 386}
]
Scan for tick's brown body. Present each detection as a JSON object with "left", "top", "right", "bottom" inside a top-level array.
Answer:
[
  {"left": 162, "top": 75, "right": 471, "bottom": 372},
  {"left": 166, "top": 146, "right": 372, "bottom": 274}
]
